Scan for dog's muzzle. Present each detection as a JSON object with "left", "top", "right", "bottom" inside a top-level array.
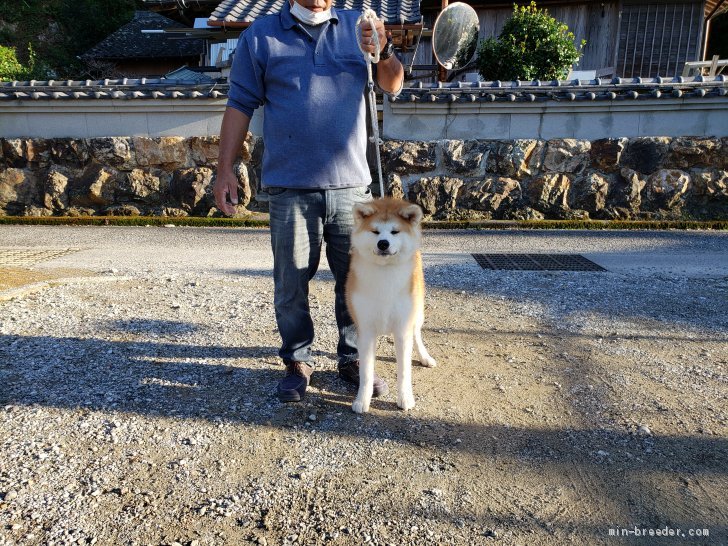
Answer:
[{"left": 376, "top": 239, "right": 393, "bottom": 255}]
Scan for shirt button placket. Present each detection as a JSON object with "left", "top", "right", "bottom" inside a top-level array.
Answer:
[{"left": 314, "top": 37, "right": 324, "bottom": 65}]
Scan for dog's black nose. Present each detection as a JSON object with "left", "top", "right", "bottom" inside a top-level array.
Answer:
[{"left": 377, "top": 240, "right": 389, "bottom": 251}]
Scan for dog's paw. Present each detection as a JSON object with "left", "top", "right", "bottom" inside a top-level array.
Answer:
[
  {"left": 352, "top": 398, "right": 370, "bottom": 414},
  {"left": 397, "top": 392, "right": 416, "bottom": 411},
  {"left": 420, "top": 356, "right": 437, "bottom": 368}
]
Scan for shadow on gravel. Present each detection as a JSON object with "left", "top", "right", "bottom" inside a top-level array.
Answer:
[
  {"left": 103, "top": 319, "right": 203, "bottom": 335},
  {"left": 421, "top": 260, "right": 728, "bottom": 335},
  {"left": 1, "top": 331, "right": 727, "bottom": 541},
  {"left": 1, "top": 334, "right": 725, "bottom": 474}
]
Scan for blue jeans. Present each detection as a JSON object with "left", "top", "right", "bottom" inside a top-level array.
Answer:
[{"left": 267, "top": 186, "right": 373, "bottom": 366}]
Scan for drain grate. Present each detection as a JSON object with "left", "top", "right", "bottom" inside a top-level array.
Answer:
[
  {"left": 0, "top": 248, "right": 81, "bottom": 267},
  {"left": 472, "top": 253, "right": 606, "bottom": 272}
]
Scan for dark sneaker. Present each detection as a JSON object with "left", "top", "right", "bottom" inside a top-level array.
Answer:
[
  {"left": 338, "top": 360, "right": 389, "bottom": 397},
  {"left": 277, "top": 360, "right": 313, "bottom": 402}
]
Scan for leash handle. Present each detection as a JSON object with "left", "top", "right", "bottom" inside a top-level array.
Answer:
[
  {"left": 357, "top": 8, "right": 385, "bottom": 197},
  {"left": 356, "top": 9, "right": 381, "bottom": 64}
]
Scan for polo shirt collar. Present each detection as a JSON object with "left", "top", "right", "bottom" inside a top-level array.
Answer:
[{"left": 281, "top": 1, "right": 339, "bottom": 30}]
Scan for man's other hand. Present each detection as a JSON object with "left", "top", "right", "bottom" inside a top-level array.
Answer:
[{"left": 213, "top": 169, "right": 239, "bottom": 216}]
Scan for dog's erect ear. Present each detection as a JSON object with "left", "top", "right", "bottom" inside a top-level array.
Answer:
[
  {"left": 352, "top": 202, "right": 376, "bottom": 225},
  {"left": 399, "top": 203, "right": 423, "bottom": 225}
]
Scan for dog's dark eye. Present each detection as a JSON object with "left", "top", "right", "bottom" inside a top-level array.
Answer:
[
  {"left": 372, "top": 230, "right": 380, "bottom": 235},
  {"left": 391, "top": 230, "right": 400, "bottom": 235}
]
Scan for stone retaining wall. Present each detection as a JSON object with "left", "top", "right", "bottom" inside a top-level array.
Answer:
[
  {"left": 382, "top": 137, "right": 728, "bottom": 220},
  {"left": 1, "top": 136, "right": 727, "bottom": 220},
  {"left": 0, "top": 136, "right": 261, "bottom": 218}
]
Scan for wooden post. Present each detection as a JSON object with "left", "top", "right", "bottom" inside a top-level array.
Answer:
[{"left": 438, "top": 0, "right": 449, "bottom": 81}]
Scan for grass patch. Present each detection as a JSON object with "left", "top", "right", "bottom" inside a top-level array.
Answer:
[
  {"left": 1, "top": 216, "right": 727, "bottom": 230},
  {"left": 0, "top": 215, "right": 270, "bottom": 228},
  {"left": 424, "top": 219, "right": 728, "bottom": 230}
]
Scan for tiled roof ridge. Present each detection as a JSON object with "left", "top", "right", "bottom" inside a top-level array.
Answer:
[
  {"left": 392, "top": 75, "right": 728, "bottom": 103},
  {"left": 0, "top": 79, "right": 229, "bottom": 100},
  {"left": 1, "top": 76, "right": 726, "bottom": 101}
]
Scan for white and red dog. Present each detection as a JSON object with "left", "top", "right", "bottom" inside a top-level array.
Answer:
[{"left": 346, "top": 197, "right": 436, "bottom": 413}]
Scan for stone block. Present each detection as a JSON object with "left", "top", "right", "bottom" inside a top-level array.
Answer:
[
  {"left": 408, "top": 176, "right": 463, "bottom": 217},
  {"left": 189, "top": 136, "right": 220, "bottom": 166},
  {"left": 50, "top": 139, "right": 90, "bottom": 167},
  {"left": 608, "top": 167, "right": 646, "bottom": 211},
  {"left": 590, "top": 138, "right": 627, "bottom": 172},
  {"left": 570, "top": 172, "right": 611, "bottom": 213},
  {"left": 385, "top": 173, "right": 405, "bottom": 200},
  {"left": 542, "top": 139, "right": 591, "bottom": 174},
  {"left": 69, "top": 164, "right": 119, "bottom": 209},
  {"left": 645, "top": 169, "right": 691, "bottom": 209},
  {"left": 621, "top": 137, "right": 670, "bottom": 174},
  {"left": 118, "top": 169, "right": 170, "bottom": 205},
  {"left": 525, "top": 173, "right": 571, "bottom": 213},
  {"left": 105, "top": 204, "right": 142, "bottom": 216},
  {"left": 381, "top": 141, "right": 437, "bottom": 174},
  {"left": 692, "top": 169, "right": 728, "bottom": 199},
  {"left": 87, "top": 137, "right": 136, "bottom": 170},
  {"left": 456, "top": 176, "right": 521, "bottom": 216},
  {"left": 441, "top": 140, "right": 487, "bottom": 175},
  {"left": 171, "top": 167, "right": 215, "bottom": 214},
  {"left": 666, "top": 137, "right": 721, "bottom": 169},
  {"left": 0, "top": 168, "right": 41, "bottom": 213},
  {"left": 133, "top": 137, "right": 192, "bottom": 169},
  {"left": 44, "top": 169, "right": 71, "bottom": 212},
  {"left": 485, "top": 140, "right": 539, "bottom": 178}
]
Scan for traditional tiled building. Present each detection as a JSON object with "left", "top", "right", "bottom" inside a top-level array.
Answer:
[{"left": 82, "top": 11, "right": 205, "bottom": 78}]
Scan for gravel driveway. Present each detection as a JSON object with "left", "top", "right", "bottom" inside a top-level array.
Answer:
[{"left": 1, "top": 226, "right": 726, "bottom": 545}]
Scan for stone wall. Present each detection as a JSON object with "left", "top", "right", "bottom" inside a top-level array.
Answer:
[
  {"left": 383, "top": 137, "right": 728, "bottom": 220},
  {"left": 1, "top": 136, "right": 727, "bottom": 220},
  {"left": 0, "top": 136, "right": 261, "bottom": 218}
]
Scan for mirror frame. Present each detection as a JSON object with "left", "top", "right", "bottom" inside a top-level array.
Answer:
[{"left": 432, "top": 2, "right": 480, "bottom": 72}]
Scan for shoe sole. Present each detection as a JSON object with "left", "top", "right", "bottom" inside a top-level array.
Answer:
[{"left": 277, "top": 388, "right": 305, "bottom": 402}]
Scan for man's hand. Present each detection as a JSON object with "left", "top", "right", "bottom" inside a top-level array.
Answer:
[
  {"left": 216, "top": 107, "right": 252, "bottom": 217},
  {"left": 359, "top": 18, "right": 387, "bottom": 57},
  {"left": 213, "top": 168, "right": 239, "bottom": 216}
]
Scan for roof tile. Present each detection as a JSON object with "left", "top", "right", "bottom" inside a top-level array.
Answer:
[
  {"left": 209, "top": 0, "right": 421, "bottom": 26},
  {"left": 83, "top": 11, "right": 204, "bottom": 61}
]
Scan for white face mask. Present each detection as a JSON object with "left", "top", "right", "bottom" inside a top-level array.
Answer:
[{"left": 289, "top": 1, "right": 332, "bottom": 26}]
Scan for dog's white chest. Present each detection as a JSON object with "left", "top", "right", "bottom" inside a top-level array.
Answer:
[{"left": 351, "top": 263, "right": 413, "bottom": 334}]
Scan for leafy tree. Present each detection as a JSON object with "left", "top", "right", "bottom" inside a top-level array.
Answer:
[
  {"left": 0, "top": 0, "right": 140, "bottom": 79},
  {"left": 0, "top": 46, "right": 24, "bottom": 81},
  {"left": 0, "top": 44, "right": 39, "bottom": 81},
  {"left": 476, "top": 2, "right": 585, "bottom": 81}
]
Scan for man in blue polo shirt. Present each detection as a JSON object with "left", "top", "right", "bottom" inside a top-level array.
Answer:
[{"left": 213, "top": 0, "right": 404, "bottom": 402}]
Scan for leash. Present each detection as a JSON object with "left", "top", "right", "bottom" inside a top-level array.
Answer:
[{"left": 356, "top": 9, "right": 385, "bottom": 197}]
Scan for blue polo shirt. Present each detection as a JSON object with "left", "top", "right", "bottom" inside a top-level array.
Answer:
[{"left": 227, "top": 3, "right": 372, "bottom": 190}]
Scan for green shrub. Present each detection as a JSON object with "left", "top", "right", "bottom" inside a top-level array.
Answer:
[
  {"left": 476, "top": 1, "right": 585, "bottom": 81},
  {"left": 0, "top": 44, "right": 35, "bottom": 81}
]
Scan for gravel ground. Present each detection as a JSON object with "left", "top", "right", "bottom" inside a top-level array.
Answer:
[{"left": 0, "top": 226, "right": 727, "bottom": 546}]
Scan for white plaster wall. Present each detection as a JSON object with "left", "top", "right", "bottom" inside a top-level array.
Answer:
[
  {"left": 0, "top": 99, "right": 265, "bottom": 138},
  {"left": 383, "top": 97, "right": 728, "bottom": 140}
]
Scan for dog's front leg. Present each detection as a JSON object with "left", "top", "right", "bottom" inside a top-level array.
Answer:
[
  {"left": 395, "top": 330, "right": 415, "bottom": 410},
  {"left": 352, "top": 332, "right": 376, "bottom": 414}
]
